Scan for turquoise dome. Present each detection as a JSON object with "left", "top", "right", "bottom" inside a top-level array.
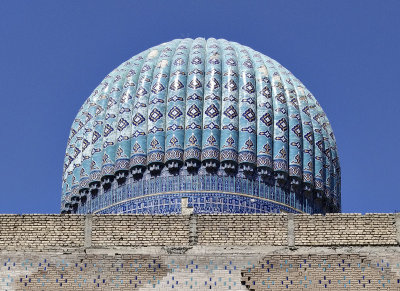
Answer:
[{"left": 62, "top": 38, "right": 340, "bottom": 214}]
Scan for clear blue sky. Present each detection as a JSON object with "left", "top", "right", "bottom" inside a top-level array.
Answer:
[{"left": 0, "top": 0, "right": 399, "bottom": 213}]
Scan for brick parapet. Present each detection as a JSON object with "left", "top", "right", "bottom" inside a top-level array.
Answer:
[
  {"left": 294, "top": 213, "right": 397, "bottom": 246},
  {"left": 0, "top": 213, "right": 398, "bottom": 252},
  {"left": 0, "top": 214, "right": 85, "bottom": 251},
  {"left": 91, "top": 215, "right": 190, "bottom": 247}
]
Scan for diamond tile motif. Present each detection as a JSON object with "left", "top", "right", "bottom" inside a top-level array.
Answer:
[
  {"left": 63, "top": 38, "right": 340, "bottom": 215},
  {"left": 223, "top": 105, "right": 238, "bottom": 119},
  {"left": 103, "top": 124, "right": 114, "bottom": 137},
  {"left": 187, "top": 93, "right": 202, "bottom": 100},
  {"left": 151, "top": 82, "right": 165, "bottom": 94},
  {"left": 132, "top": 113, "right": 145, "bottom": 126},
  {"left": 206, "top": 78, "right": 220, "bottom": 89},
  {"left": 260, "top": 112, "right": 273, "bottom": 126},
  {"left": 276, "top": 118, "right": 288, "bottom": 131},
  {"left": 167, "top": 124, "right": 183, "bottom": 131},
  {"left": 224, "top": 79, "right": 238, "bottom": 91},
  {"left": 149, "top": 108, "right": 163, "bottom": 122},
  {"left": 188, "top": 79, "right": 202, "bottom": 89},
  {"left": 168, "top": 95, "right": 183, "bottom": 102},
  {"left": 191, "top": 57, "right": 202, "bottom": 65},
  {"left": 305, "top": 131, "right": 314, "bottom": 143},
  {"left": 276, "top": 92, "right": 286, "bottom": 104},
  {"left": 136, "top": 87, "right": 148, "bottom": 97},
  {"left": 204, "top": 122, "right": 220, "bottom": 130},
  {"left": 226, "top": 58, "right": 237, "bottom": 66},
  {"left": 117, "top": 118, "right": 129, "bottom": 131},
  {"left": 173, "top": 58, "right": 185, "bottom": 66},
  {"left": 291, "top": 124, "right": 302, "bottom": 137},
  {"left": 186, "top": 122, "right": 201, "bottom": 130},
  {"left": 205, "top": 104, "right": 219, "bottom": 118},
  {"left": 243, "top": 82, "right": 255, "bottom": 94},
  {"left": 188, "top": 134, "right": 197, "bottom": 145},
  {"left": 168, "top": 106, "right": 183, "bottom": 120},
  {"left": 261, "top": 86, "right": 271, "bottom": 97},
  {"left": 186, "top": 104, "right": 201, "bottom": 118},
  {"left": 242, "top": 108, "right": 256, "bottom": 122},
  {"left": 169, "top": 80, "right": 184, "bottom": 91}
]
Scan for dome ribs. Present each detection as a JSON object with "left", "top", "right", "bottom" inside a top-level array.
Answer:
[
  {"left": 100, "top": 68, "right": 127, "bottom": 188},
  {"left": 307, "top": 90, "right": 325, "bottom": 200},
  {"left": 165, "top": 39, "right": 192, "bottom": 174},
  {"left": 268, "top": 59, "right": 290, "bottom": 184},
  {"left": 292, "top": 81, "right": 315, "bottom": 192},
  {"left": 114, "top": 53, "right": 147, "bottom": 183},
  {"left": 62, "top": 108, "right": 84, "bottom": 199},
  {"left": 79, "top": 87, "right": 101, "bottom": 192},
  {"left": 61, "top": 38, "right": 341, "bottom": 214},
  {"left": 65, "top": 88, "right": 97, "bottom": 207},
  {"left": 146, "top": 39, "right": 180, "bottom": 176},
  {"left": 69, "top": 115, "right": 85, "bottom": 203},
  {"left": 184, "top": 38, "right": 206, "bottom": 173},
  {"left": 318, "top": 102, "right": 338, "bottom": 210},
  {"left": 201, "top": 38, "right": 222, "bottom": 173},
  {"left": 219, "top": 39, "right": 239, "bottom": 175},
  {"left": 279, "top": 66, "right": 303, "bottom": 191},
  {"left": 129, "top": 49, "right": 159, "bottom": 179},
  {"left": 235, "top": 44, "right": 257, "bottom": 175},
  {"left": 89, "top": 74, "right": 113, "bottom": 191},
  {"left": 254, "top": 50, "right": 274, "bottom": 179}
]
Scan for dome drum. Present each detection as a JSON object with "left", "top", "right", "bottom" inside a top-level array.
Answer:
[{"left": 61, "top": 38, "right": 340, "bottom": 215}]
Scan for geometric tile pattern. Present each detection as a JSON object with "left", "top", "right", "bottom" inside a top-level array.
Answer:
[
  {"left": 241, "top": 255, "right": 400, "bottom": 290},
  {"left": 2, "top": 254, "right": 400, "bottom": 291},
  {"left": 62, "top": 38, "right": 340, "bottom": 215},
  {"left": 77, "top": 174, "right": 315, "bottom": 214}
]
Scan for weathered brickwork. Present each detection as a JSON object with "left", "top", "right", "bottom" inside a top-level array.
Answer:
[
  {"left": 0, "top": 214, "right": 84, "bottom": 251},
  {"left": 1, "top": 214, "right": 400, "bottom": 290},
  {"left": 196, "top": 214, "right": 288, "bottom": 246},
  {"left": 91, "top": 215, "right": 190, "bottom": 247},
  {"left": 241, "top": 254, "right": 400, "bottom": 290},
  {"left": 2, "top": 252, "right": 400, "bottom": 290},
  {"left": 0, "top": 214, "right": 398, "bottom": 250},
  {"left": 295, "top": 213, "right": 397, "bottom": 246}
]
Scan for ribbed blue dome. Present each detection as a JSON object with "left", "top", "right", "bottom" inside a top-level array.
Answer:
[{"left": 62, "top": 38, "right": 340, "bottom": 214}]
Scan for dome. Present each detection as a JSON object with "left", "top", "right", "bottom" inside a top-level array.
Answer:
[{"left": 62, "top": 38, "right": 340, "bottom": 214}]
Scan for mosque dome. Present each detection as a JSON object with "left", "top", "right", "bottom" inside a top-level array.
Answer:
[{"left": 61, "top": 38, "right": 340, "bottom": 214}]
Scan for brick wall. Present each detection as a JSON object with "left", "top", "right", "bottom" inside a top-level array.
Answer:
[
  {"left": 1, "top": 213, "right": 400, "bottom": 290},
  {"left": 196, "top": 214, "right": 288, "bottom": 246},
  {"left": 0, "top": 214, "right": 398, "bottom": 250},
  {"left": 294, "top": 213, "right": 397, "bottom": 246},
  {"left": 91, "top": 215, "right": 190, "bottom": 247},
  {"left": 0, "top": 214, "right": 84, "bottom": 251},
  {"left": 241, "top": 254, "right": 400, "bottom": 290},
  {"left": 2, "top": 252, "right": 400, "bottom": 290}
]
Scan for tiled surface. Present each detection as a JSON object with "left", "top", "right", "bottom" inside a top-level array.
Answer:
[
  {"left": 242, "top": 254, "right": 400, "bottom": 290},
  {"left": 62, "top": 37, "right": 340, "bottom": 215},
  {"left": 80, "top": 173, "right": 313, "bottom": 214},
  {"left": 2, "top": 254, "right": 400, "bottom": 290},
  {"left": 90, "top": 192, "right": 302, "bottom": 215}
]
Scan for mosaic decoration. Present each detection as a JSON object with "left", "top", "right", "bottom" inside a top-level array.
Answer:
[
  {"left": 62, "top": 38, "right": 340, "bottom": 214},
  {"left": 2, "top": 254, "right": 400, "bottom": 290},
  {"left": 74, "top": 174, "right": 316, "bottom": 214}
]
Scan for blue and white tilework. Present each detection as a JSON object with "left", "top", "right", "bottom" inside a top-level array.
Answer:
[{"left": 62, "top": 38, "right": 340, "bottom": 214}]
